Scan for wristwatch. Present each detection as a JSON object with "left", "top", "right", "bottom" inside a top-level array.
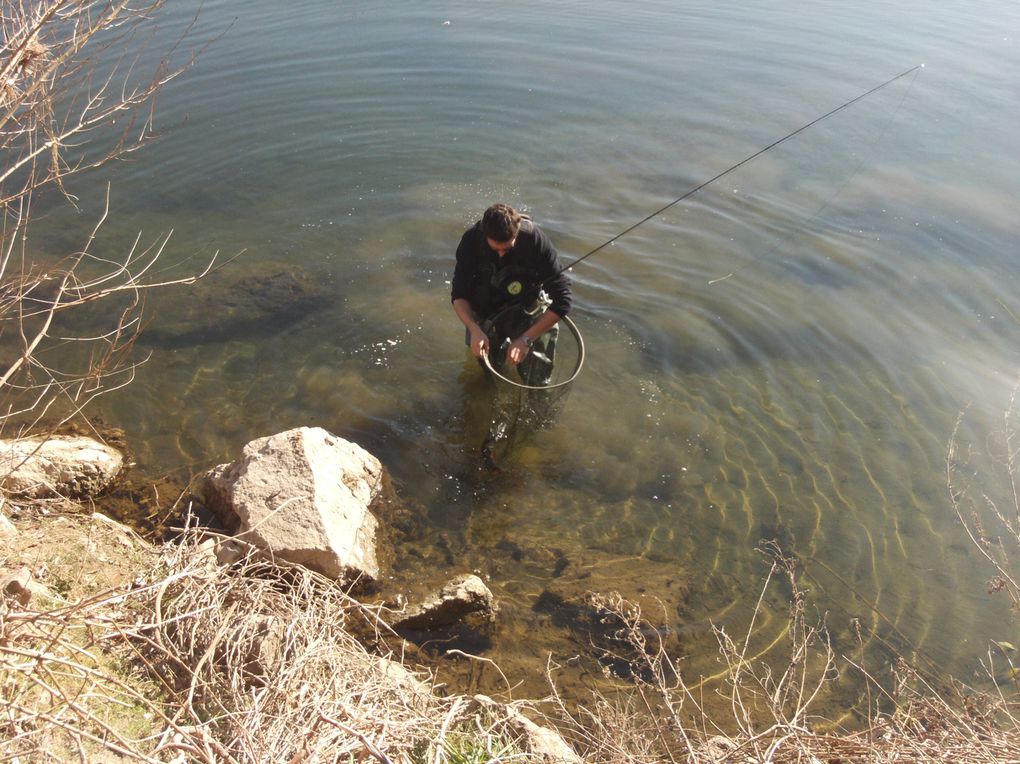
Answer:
[{"left": 520, "top": 335, "right": 534, "bottom": 348}]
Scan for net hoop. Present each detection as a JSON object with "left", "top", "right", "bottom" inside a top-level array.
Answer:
[{"left": 482, "top": 314, "right": 585, "bottom": 390}]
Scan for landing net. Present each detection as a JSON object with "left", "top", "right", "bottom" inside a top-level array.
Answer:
[{"left": 481, "top": 312, "right": 585, "bottom": 391}]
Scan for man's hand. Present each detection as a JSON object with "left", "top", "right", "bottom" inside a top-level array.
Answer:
[
  {"left": 506, "top": 336, "right": 531, "bottom": 365},
  {"left": 468, "top": 325, "right": 489, "bottom": 358},
  {"left": 454, "top": 298, "right": 490, "bottom": 358}
]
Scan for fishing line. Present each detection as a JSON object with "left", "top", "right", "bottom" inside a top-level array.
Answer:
[
  {"left": 544, "top": 64, "right": 923, "bottom": 287},
  {"left": 803, "top": 555, "right": 949, "bottom": 684},
  {"left": 490, "top": 66, "right": 921, "bottom": 391},
  {"left": 709, "top": 64, "right": 923, "bottom": 284}
]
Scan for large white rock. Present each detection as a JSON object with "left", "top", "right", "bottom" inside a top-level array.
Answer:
[
  {"left": 0, "top": 435, "right": 124, "bottom": 499},
  {"left": 203, "top": 427, "right": 382, "bottom": 582}
]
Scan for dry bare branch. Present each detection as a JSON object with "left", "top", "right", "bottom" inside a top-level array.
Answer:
[{"left": 1, "top": 2, "right": 222, "bottom": 447}]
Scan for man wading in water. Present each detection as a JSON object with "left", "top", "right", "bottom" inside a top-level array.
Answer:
[
  {"left": 451, "top": 203, "right": 572, "bottom": 467},
  {"left": 451, "top": 203, "right": 572, "bottom": 385}
]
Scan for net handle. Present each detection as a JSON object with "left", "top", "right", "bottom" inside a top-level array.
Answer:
[{"left": 481, "top": 314, "right": 585, "bottom": 390}]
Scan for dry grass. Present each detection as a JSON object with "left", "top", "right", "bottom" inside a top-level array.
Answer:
[
  {"left": 1, "top": 513, "right": 179, "bottom": 762},
  {"left": 0, "top": 512, "right": 544, "bottom": 763},
  {"left": 134, "top": 521, "right": 447, "bottom": 762},
  {"left": 3, "top": 493, "right": 1020, "bottom": 762}
]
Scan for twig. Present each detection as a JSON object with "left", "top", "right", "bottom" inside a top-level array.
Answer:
[
  {"left": 318, "top": 712, "right": 394, "bottom": 764},
  {"left": 445, "top": 649, "right": 515, "bottom": 699}
]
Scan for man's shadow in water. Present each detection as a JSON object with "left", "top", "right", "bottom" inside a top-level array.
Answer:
[
  {"left": 433, "top": 359, "right": 546, "bottom": 550},
  {"left": 441, "top": 354, "right": 564, "bottom": 480},
  {"left": 457, "top": 354, "right": 566, "bottom": 475},
  {"left": 388, "top": 353, "right": 570, "bottom": 558}
]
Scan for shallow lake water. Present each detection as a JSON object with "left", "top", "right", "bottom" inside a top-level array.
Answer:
[{"left": 40, "top": 0, "right": 1020, "bottom": 710}]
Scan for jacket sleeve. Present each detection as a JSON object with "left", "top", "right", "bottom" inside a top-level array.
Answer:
[
  {"left": 450, "top": 229, "right": 476, "bottom": 304},
  {"left": 535, "top": 228, "right": 572, "bottom": 317}
]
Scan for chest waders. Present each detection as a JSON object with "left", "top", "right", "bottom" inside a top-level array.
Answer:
[{"left": 483, "top": 294, "right": 556, "bottom": 386}]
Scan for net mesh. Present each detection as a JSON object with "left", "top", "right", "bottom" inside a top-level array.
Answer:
[{"left": 481, "top": 306, "right": 584, "bottom": 390}]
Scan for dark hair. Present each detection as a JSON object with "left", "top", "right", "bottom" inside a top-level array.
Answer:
[{"left": 481, "top": 203, "right": 522, "bottom": 243}]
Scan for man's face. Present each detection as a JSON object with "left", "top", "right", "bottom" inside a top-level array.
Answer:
[{"left": 486, "top": 236, "right": 516, "bottom": 257}]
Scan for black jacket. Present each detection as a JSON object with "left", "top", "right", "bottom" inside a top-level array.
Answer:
[{"left": 450, "top": 218, "right": 572, "bottom": 320}]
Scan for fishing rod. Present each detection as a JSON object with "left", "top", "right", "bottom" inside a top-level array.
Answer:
[
  {"left": 484, "top": 65, "right": 921, "bottom": 392},
  {"left": 545, "top": 64, "right": 923, "bottom": 285}
]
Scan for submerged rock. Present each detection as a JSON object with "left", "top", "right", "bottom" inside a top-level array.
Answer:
[
  {"left": 0, "top": 435, "right": 124, "bottom": 500},
  {"left": 392, "top": 574, "right": 497, "bottom": 630},
  {"left": 201, "top": 426, "right": 382, "bottom": 583},
  {"left": 534, "top": 552, "right": 691, "bottom": 673},
  {"left": 142, "top": 263, "right": 333, "bottom": 348}
]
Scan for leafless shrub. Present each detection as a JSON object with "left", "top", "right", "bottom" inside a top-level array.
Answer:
[
  {"left": 948, "top": 381, "right": 1020, "bottom": 614},
  {"left": 1, "top": 1, "right": 219, "bottom": 446},
  {"left": 546, "top": 541, "right": 835, "bottom": 763},
  {"left": 546, "top": 540, "right": 1020, "bottom": 763}
]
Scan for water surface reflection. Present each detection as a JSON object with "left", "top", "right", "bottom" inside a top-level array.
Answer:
[{"left": 59, "top": 0, "right": 1020, "bottom": 709}]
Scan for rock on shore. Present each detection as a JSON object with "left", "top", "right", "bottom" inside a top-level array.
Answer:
[
  {"left": 0, "top": 435, "right": 124, "bottom": 500},
  {"left": 201, "top": 426, "right": 382, "bottom": 583}
]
